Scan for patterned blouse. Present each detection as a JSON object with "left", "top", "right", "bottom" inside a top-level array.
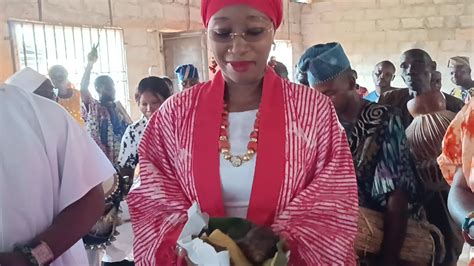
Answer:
[
  {"left": 118, "top": 116, "right": 148, "bottom": 169},
  {"left": 84, "top": 99, "right": 131, "bottom": 165},
  {"left": 438, "top": 100, "right": 474, "bottom": 190},
  {"left": 450, "top": 87, "right": 473, "bottom": 104},
  {"left": 344, "top": 101, "right": 420, "bottom": 213}
]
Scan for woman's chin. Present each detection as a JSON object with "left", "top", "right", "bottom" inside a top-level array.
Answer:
[{"left": 224, "top": 71, "right": 265, "bottom": 86}]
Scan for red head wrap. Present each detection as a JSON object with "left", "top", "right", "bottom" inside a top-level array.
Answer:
[{"left": 201, "top": 0, "right": 283, "bottom": 29}]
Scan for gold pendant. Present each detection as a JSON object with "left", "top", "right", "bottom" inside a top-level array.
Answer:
[{"left": 229, "top": 156, "right": 243, "bottom": 167}]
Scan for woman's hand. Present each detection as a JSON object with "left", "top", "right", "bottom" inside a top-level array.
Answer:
[
  {"left": 177, "top": 246, "right": 195, "bottom": 266},
  {"left": 87, "top": 45, "right": 99, "bottom": 65}
]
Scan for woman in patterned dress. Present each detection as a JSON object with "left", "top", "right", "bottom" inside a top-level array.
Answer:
[
  {"left": 127, "top": 1, "right": 359, "bottom": 265},
  {"left": 99, "top": 77, "right": 171, "bottom": 266},
  {"left": 439, "top": 100, "right": 474, "bottom": 264},
  {"left": 118, "top": 76, "right": 171, "bottom": 180}
]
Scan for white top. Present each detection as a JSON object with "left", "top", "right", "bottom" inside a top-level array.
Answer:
[
  {"left": 0, "top": 84, "right": 115, "bottom": 266},
  {"left": 219, "top": 110, "right": 257, "bottom": 218},
  {"left": 118, "top": 116, "right": 148, "bottom": 169}
]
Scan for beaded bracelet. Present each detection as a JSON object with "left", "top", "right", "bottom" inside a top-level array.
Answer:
[{"left": 462, "top": 211, "right": 474, "bottom": 246}]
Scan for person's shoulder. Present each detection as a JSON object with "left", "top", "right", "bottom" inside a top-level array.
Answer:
[
  {"left": 37, "top": 96, "right": 81, "bottom": 126},
  {"left": 158, "top": 80, "right": 209, "bottom": 117},
  {"left": 282, "top": 80, "right": 336, "bottom": 121},
  {"left": 364, "top": 91, "right": 377, "bottom": 102},
  {"left": 71, "top": 88, "right": 82, "bottom": 99},
  {"left": 21, "top": 88, "right": 82, "bottom": 133},
  {"left": 379, "top": 88, "right": 409, "bottom": 105},
  {"left": 2, "top": 83, "right": 82, "bottom": 137},
  {"left": 282, "top": 79, "right": 330, "bottom": 104},
  {"left": 444, "top": 92, "right": 463, "bottom": 103},
  {"left": 2, "top": 83, "right": 59, "bottom": 111},
  {"left": 87, "top": 96, "right": 100, "bottom": 107},
  {"left": 444, "top": 92, "right": 465, "bottom": 112},
  {"left": 131, "top": 116, "right": 148, "bottom": 130},
  {"left": 382, "top": 87, "right": 408, "bottom": 98},
  {"left": 366, "top": 90, "right": 377, "bottom": 97}
]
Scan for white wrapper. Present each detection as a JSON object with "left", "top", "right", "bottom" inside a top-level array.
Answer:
[{"left": 177, "top": 202, "right": 230, "bottom": 266}]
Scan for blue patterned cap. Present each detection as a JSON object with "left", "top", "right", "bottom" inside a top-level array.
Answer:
[
  {"left": 175, "top": 64, "right": 199, "bottom": 83},
  {"left": 298, "top": 42, "right": 351, "bottom": 86}
]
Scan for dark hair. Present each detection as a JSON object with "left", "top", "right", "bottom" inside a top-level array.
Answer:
[
  {"left": 377, "top": 60, "right": 396, "bottom": 72},
  {"left": 162, "top": 77, "right": 174, "bottom": 93},
  {"left": 274, "top": 61, "right": 289, "bottom": 80},
  {"left": 94, "top": 75, "right": 114, "bottom": 88},
  {"left": 404, "top": 49, "right": 433, "bottom": 62},
  {"left": 135, "top": 76, "right": 171, "bottom": 103}
]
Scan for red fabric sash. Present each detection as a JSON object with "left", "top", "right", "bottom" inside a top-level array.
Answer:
[{"left": 192, "top": 68, "right": 286, "bottom": 226}]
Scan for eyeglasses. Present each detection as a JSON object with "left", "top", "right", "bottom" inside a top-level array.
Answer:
[{"left": 207, "top": 27, "right": 274, "bottom": 43}]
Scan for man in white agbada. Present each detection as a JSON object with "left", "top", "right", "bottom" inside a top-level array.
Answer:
[
  {"left": 5, "top": 67, "right": 57, "bottom": 101},
  {"left": 0, "top": 70, "right": 115, "bottom": 265}
]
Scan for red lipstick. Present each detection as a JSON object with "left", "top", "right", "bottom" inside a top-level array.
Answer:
[{"left": 228, "top": 61, "right": 254, "bottom": 72}]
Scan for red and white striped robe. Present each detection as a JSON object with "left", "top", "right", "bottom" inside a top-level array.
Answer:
[{"left": 128, "top": 70, "right": 358, "bottom": 265}]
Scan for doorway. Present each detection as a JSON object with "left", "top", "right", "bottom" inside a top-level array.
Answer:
[{"left": 161, "top": 31, "right": 208, "bottom": 93}]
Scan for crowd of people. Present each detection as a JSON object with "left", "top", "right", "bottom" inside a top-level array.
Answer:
[{"left": 1, "top": 0, "right": 473, "bottom": 265}]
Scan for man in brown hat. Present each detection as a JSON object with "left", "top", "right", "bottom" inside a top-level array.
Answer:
[{"left": 449, "top": 56, "right": 474, "bottom": 103}]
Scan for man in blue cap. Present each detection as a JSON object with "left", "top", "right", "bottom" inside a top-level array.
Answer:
[
  {"left": 298, "top": 42, "right": 421, "bottom": 265},
  {"left": 175, "top": 64, "right": 200, "bottom": 90}
]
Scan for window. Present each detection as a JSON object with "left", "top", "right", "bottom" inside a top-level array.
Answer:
[
  {"left": 8, "top": 19, "right": 130, "bottom": 110},
  {"left": 290, "top": 0, "right": 312, "bottom": 3},
  {"left": 269, "top": 40, "right": 294, "bottom": 81}
]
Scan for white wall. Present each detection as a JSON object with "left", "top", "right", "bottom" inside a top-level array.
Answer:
[
  {"left": 1, "top": 0, "right": 303, "bottom": 119},
  {"left": 301, "top": 0, "right": 474, "bottom": 92}
]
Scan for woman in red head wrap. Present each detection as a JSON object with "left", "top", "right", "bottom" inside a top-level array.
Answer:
[{"left": 128, "top": 1, "right": 358, "bottom": 265}]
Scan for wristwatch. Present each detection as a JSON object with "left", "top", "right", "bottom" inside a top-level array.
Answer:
[
  {"left": 15, "top": 241, "right": 54, "bottom": 265},
  {"left": 462, "top": 211, "right": 474, "bottom": 246}
]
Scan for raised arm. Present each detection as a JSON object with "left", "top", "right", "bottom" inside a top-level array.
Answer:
[{"left": 80, "top": 47, "right": 98, "bottom": 107}]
